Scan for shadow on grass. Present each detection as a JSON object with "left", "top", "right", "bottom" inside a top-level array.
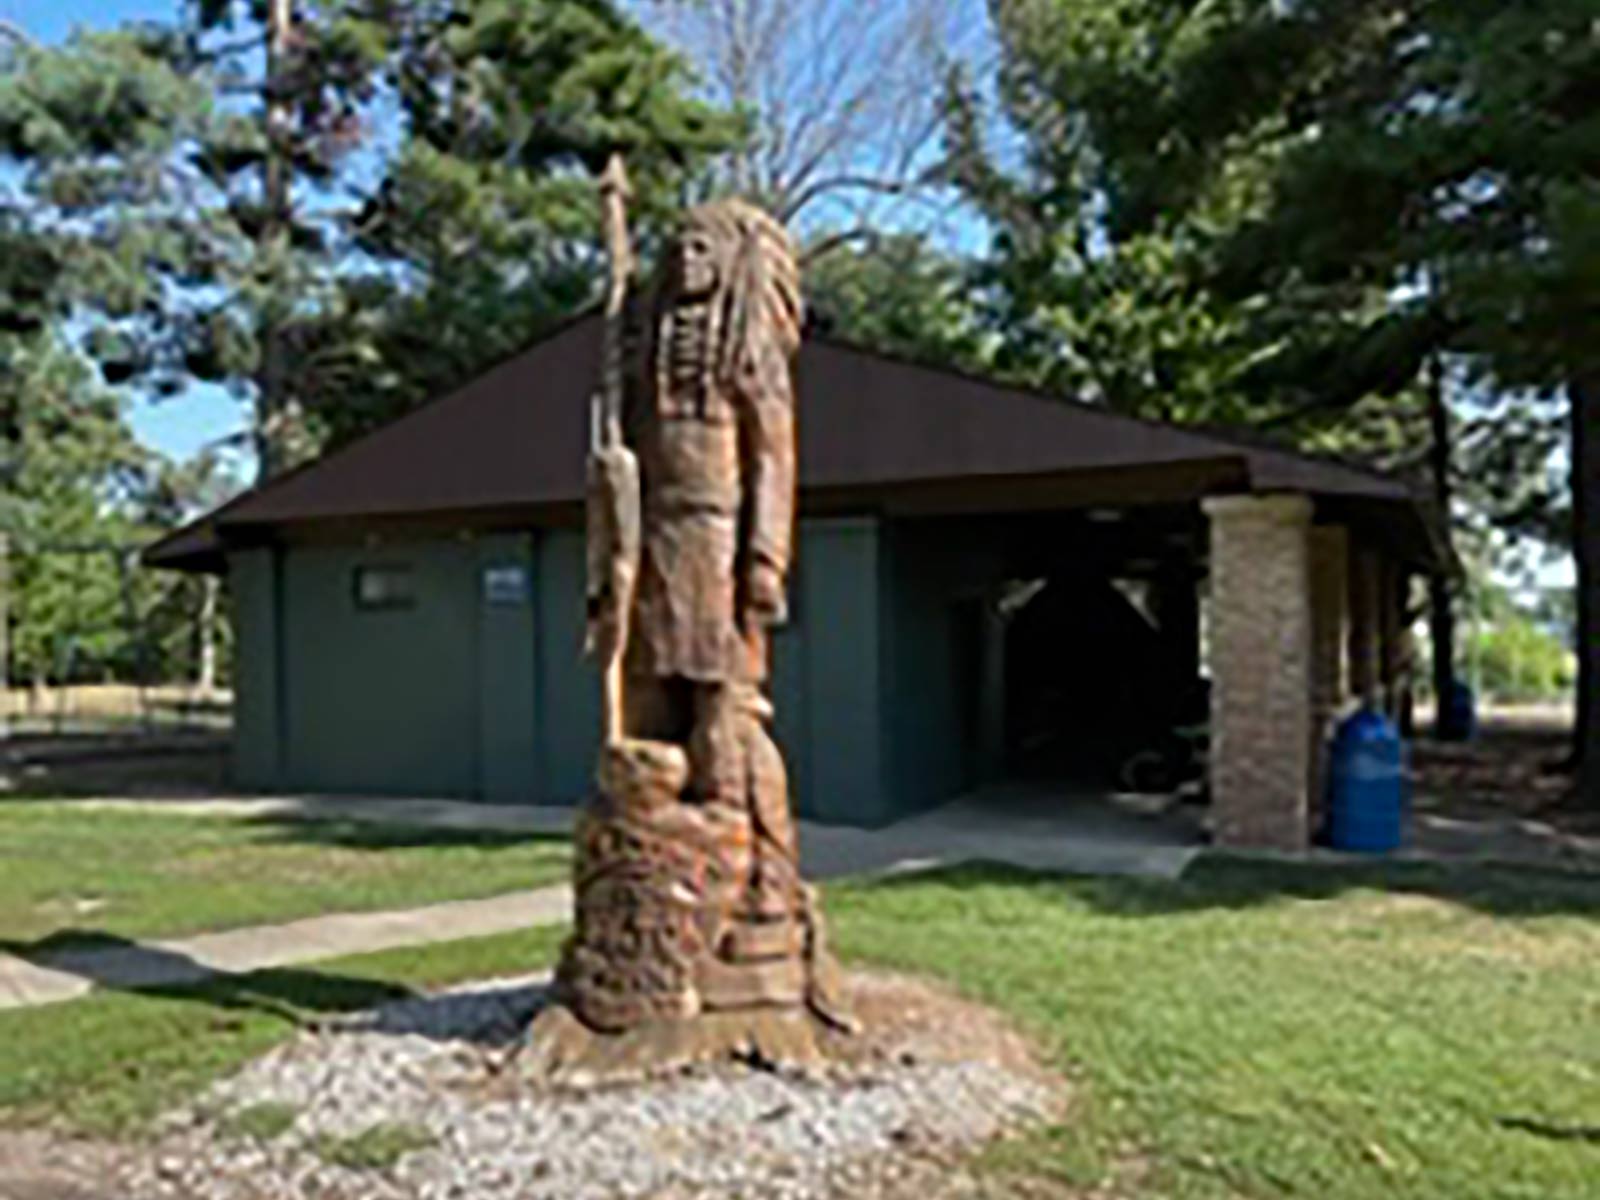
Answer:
[
  {"left": 846, "top": 855, "right": 1600, "bottom": 920},
  {"left": 0, "top": 930, "right": 556, "bottom": 1047},
  {"left": 0, "top": 930, "right": 412, "bottom": 1025},
  {"left": 247, "top": 817, "right": 570, "bottom": 854},
  {"left": 1, "top": 736, "right": 231, "bottom": 802}
]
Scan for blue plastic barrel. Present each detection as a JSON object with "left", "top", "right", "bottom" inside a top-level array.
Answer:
[
  {"left": 1326, "top": 708, "right": 1407, "bottom": 852},
  {"left": 1437, "top": 679, "right": 1477, "bottom": 742}
]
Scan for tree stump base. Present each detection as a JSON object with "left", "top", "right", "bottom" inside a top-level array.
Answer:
[
  {"left": 523, "top": 1002, "right": 845, "bottom": 1087},
  {"left": 525, "top": 738, "right": 855, "bottom": 1084}
]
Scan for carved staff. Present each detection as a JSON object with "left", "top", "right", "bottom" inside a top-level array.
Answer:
[{"left": 586, "top": 154, "right": 642, "bottom": 745}]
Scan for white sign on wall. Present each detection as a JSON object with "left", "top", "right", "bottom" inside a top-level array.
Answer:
[{"left": 482, "top": 564, "right": 530, "bottom": 607}]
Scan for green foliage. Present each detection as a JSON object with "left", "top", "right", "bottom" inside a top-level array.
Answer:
[
  {"left": 804, "top": 235, "right": 988, "bottom": 370},
  {"left": 324, "top": 0, "right": 741, "bottom": 444},
  {"left": 309, "top": 1122, "right": 437, "bottom": 1171},
  {"left": 0, "top": 337, "right": 145, "bottom": 686},
  {"left": 0, "top": 12, "right": 365, "bottom": 474},
  {"left": 124, "top": 451, "right": 243, "bottom": 689},
  {"left": 401, "top": 0, "right": 738, "bottom": 175},
  {"left": 215, "top": 1101, "right": 300, "bottom": 1143},
  {"left": 1466, "top": 615, "right": 1576, "bottom": 703},
  {"left": 941, "top": 0, "right": 1412, "bottom": 444},
  {"left": 0, "top": 28, "right": 201, "bottom": 164},
  {"left": 0, "top": 327, "right": 243, "bottom": 692},
  {"left": 0, "top": 2, "right": 741, "bottom": 471},
  {"left": 1457, "top": 582, "right": 1578, "bottom": 703},
  {"left": 1066, "top": 0, "right": 1597, "bottom": 464},
  {"left": 948, "top": 0, "right": 1593, "bottom": 478}
]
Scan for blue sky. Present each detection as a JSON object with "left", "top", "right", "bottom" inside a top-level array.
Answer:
[
  {"left": 7, "top": 0, "right": 248, "bottom": 467},
  {"left": 3, "top": 0, "right": 167, "bottom": 44}
]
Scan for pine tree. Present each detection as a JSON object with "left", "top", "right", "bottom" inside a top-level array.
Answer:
[
  {"left": 0, "top": 337, "right": 147, "bottom": 692},
  {"left": 0, "top": 8, "right": 388, "bottom": 481},
  {"left": 804, "top": 235, "right": 988, "bottom": 370},
  {"left": 325, "top": 0, "right": 741, "bottom": 443},
  {"left": 2, "top": 2, "right": 741, "bottom": 472},
  {"left": 940, "top": 0, "right": 1412, "bottom": 440}
]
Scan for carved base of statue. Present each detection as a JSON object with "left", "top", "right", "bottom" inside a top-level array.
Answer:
[{"left": 524, "top": 728, "right": 854, "bottom": 1084}]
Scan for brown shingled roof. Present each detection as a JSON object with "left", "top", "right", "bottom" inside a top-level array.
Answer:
[{"left": 147, "top": 313, "right": 1440, "bottom": 572}]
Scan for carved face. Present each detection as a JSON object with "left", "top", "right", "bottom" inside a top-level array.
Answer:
[{"left": 675, "top": 224, "right": 720, "bottom": 298}]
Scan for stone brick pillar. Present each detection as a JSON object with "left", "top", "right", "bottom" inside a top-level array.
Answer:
[
  {"left": 1347, "top": 542, "right": 1382, "bottom": 707},
  {"left": 1308, "top": 526, "right": 1350, "bottom": 832},
  {"left": 1204, "top": 494, "right": 1314, "bottom": 851}
]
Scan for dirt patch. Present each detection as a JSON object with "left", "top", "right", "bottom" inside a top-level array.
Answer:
[
  {"left": 817, "top": 971, "right": 1060, "bottom": 1084},
  {"left": 1408, "top": 718, "right": 1600, "bottom": 868},
  {"left": 0, "top": 1131, "right": 131, "bottom": 1200},
  {"left": 1411, "top": 719, "right": 1575, "bottom": 817}
]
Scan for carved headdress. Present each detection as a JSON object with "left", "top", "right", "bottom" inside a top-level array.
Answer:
[{"left": 655, "top": 199, "right": 803, "bottom": 406}]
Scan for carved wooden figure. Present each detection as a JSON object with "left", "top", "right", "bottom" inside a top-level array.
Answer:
[{"left": 529, "top": 161, "right": 852, "bottom": 1080}]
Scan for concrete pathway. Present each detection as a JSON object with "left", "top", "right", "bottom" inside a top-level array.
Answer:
[
  {"left": 65, "top": 784, "right": 1205, "bottom": 881},
  {"left": 0, "top": 886, "right": 571, "bottom": 1013}
]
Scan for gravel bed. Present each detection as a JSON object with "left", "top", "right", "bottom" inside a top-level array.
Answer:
[{"left": 115, "top": 974, "right": 1061, "bottom": 1200}]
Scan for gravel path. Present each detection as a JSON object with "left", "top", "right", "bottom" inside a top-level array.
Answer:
[{"left": 112, "top": 974, "right": 1062, "bottom": 1200}]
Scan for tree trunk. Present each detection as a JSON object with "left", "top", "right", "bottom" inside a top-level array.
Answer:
[
  {"left": 197, "top": 575, "right": 219, "bottom": 695},
  {"left": 0, "top": 531, "right": 8, "bottom": 743},
  {"left": 1573, "top": 373, "right": 1599, "bottom": 801},
  {"left": 256, "top": 0, "right": 298, "bottom": 482},
  {"left": 1427, "top": 355, "right": 1458, "bottom": 735}
]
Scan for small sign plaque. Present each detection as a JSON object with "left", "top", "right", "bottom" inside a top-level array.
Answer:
[{"left": 482, "top": 564, "right": 530, "bottom": 606}]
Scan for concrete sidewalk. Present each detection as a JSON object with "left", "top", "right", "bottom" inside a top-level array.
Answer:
[
  {"left": 0, "top": 885, "right": 572, "bottom": 1012},
  {"left": 66, "top": 786, "right": 1204, "bottom": 881}
]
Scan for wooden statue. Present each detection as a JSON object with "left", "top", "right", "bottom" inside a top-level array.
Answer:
[{"left": 529, "top": 159, "right": 852, "bottom": 1079}]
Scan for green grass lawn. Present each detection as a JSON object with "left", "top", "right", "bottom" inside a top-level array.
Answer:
[
  {"left": 1, "top": 857, "right": 1596, "bottom": 1199},
  {"left": 0, "top": 804, "right": 570, "bottom": 944},
  {"left": 829, "top": 860, "right": 1600, "bottom": 1200}
]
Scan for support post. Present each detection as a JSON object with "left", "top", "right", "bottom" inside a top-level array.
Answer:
[
  {"left": 1427, "top": 354, "right": 1459, "bottom": 733},
  {"left": 1379, "top": 558, "right": 1405, "bottom": 721},
  {"left": 0, "top": 531, "right": 8, "bottom": 749},
  {"left": 1204, "top": 494, "right": 1315, "bottom": 851},
  {"left": 1348, "top": 542, "right": 1382, "bottom": 707},
  {"left": 1308, "top": 525, "right": 1350, "bottom": 831}
]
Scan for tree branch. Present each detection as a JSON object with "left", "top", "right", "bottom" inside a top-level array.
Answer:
[
  {"left": 781, "top": 174, "right": 915, "bottom": 223},
  {"left": 800, "top": 226, "right": 881, "bottom": 266},
  {"left": 0, "top": 20, "right": 34, "bottom": 50}
]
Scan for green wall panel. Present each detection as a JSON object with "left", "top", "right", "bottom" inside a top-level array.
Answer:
[
  {"left": 476, "top": 534, "right": 540, "bottom": 803},
  {"left": 229, "top": 548, "right": 283, "bottom": 789},
  {"left": 773, "top": 518, "right": 886, "bottom": 825},
  {"left": 281, "top": 541, "right": 479, "bottom": 796},
  {"left": 533, "top": 529, "right": 600, "bottom": 804}
]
